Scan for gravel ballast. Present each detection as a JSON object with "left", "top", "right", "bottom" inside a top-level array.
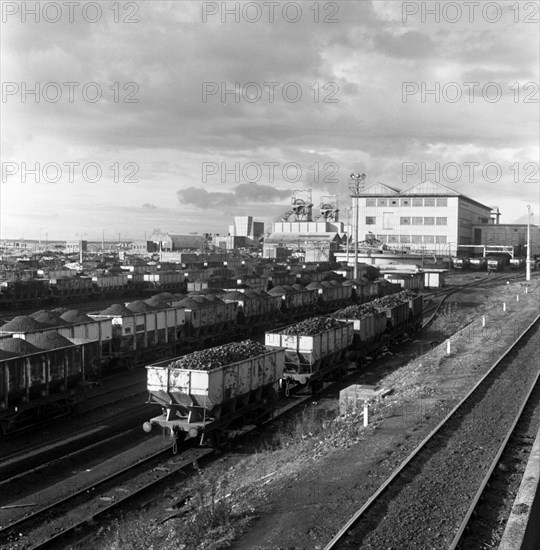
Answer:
[{"left": 336, "top": 320, "right": 540, "bottom": 549}]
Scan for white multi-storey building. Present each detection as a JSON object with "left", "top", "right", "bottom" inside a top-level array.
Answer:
[
  {"left": 228, "top": 216, "right": 264, "bottom": 239},
  {"left": 356, "top": 181, "right": 494, "bottom": 255}
]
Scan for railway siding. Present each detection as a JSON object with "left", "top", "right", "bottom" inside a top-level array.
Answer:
[
  {"left": 0, "top": 435, "right": 169, "bottom": 527},
  {"left": 2, "top": 275, "right": 538, "bottom": 550},
  {"left": 328, "top": 318, "right": 539, "bottom": 549},
  {"left": 220, "top": 277, "right": 540, "bottom": 550}
]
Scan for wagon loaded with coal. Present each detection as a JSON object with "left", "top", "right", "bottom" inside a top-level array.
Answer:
[
  {"left": 144, "top": 289, "right": 424, "bottom": 440},
  {"left": 265, "top": 317, "right": 354, "bottom": 394},
  {"left": 331, "top": 290, "right": 424, "bottom": 363},
  {"left": 144, "top": 340, "right": 285, "bottom": 444}
]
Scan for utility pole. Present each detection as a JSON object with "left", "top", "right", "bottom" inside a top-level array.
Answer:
[
  {"left": 349, "top": 173, "right": 366, "bottom": 280},
  {"left": 526, "top": 204, "right": 532, "bottom": 282}
]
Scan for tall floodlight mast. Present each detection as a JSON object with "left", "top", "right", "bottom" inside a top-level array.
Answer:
[{"left": 349, "top": 173, "right": 366, "bottom": 280}]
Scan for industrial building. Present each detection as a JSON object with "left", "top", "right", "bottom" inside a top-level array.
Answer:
[
  {"left": 263, "top": 192, "right": 346, "bottom": 262},
  {"left": 214, "top": 216, "right": 265, "bottom": 250},
  {"left": 228, "top": 216, "right": 264, "bottom": 240},
  {"left": 355, "top": 181, "right": 497, "bottom": 256},
  {"left": 148, "top": 231, "right": 207, "bottom": 252}
]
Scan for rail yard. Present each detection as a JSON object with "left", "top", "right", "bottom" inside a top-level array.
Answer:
[
  {"left": 3, "top": 1, "right": 539, "bottom": 547},
  {"left": 0, "top": 257, "right": 538, "bottom": 550}
]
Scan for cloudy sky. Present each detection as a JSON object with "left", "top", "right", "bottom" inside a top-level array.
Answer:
[{"left": 1, "top": 0, "right": 538, "bottom": 241}]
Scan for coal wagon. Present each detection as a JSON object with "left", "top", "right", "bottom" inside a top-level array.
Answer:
[
  {"left": 144, "top": 340, "right": 285, "bottom": 444},
  {"left": 265, "top": 318, "right": 354, "bottom": 394}
]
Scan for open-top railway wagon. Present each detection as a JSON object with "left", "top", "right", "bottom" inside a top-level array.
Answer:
[
  {"left": 143, "top": 290, "right": 425, "bottom": 445},
  {"left": 0, "top": 278, "right": 404, "bottom": 435},
  {"left": 0, "top": 335, "right": 100, "bottom": 435},
  {"left": 144, "top": 340, "right": 285, "bottom": 445}
]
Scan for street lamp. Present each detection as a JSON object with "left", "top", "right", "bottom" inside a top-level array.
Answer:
[
  {"left": 526, "top": 205, "right": 533, "bottom": 282},
  {"left": 349, "top": 173, "right": 366, "bottom": 280}
]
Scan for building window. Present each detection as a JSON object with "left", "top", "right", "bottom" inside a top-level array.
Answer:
[
  {"left": 400, "top": 235, "right": 410, "bottom": 243},
  {"left": 400, "top": 217, "right": 411, "bottom": 225},
  {"left": 424, "top": 235, "right": 435, "bottom": 243},
  {"left": 412, "top": 217, "right": 423, "bottom": 225},
  {"left": 366, "top": 198, "right": 376, "bottom": 207},
  {"left": 424, "top": 217, "right": 434, "bottom": 225},
  {"left": 390, "top": 199, "right": 399, "bottom": 206},
  {"left": 366, "top": 216, "right": 376, "bottom": 225},
  {"left": 377, "top": 199, "right": 387, "bottom": 206},
  {"left": 480, "top": 217, "right": 489, "bottom": 223},
  {"left": 376, "top": 234, "right": 387, "bottom": 243},
  {"left": 412, "top": 198, "right": 423, "bottom": 207},
  {"left": 436, "top": 235, "right": 447, "bottom": 244},
  {"left": 424, "top": 198, "right": 435, "bottom": 207},
  {"left": 401, "top": 199, "right": 411, "bottom": 206},
  {"left": 412, "top": 235, "right": 422, "bottom": 243},
  {"left": 436, "top": 217, "right": 447, "bottom": 225},
  {"left": 383, "top": 213, "right": 394, "bottom": 230},
  {"left": 388, "top": 235, "right": 398, "bottom": 243},
  {"left": 436, "top": 198, "right": 447, "bottom": 206}
]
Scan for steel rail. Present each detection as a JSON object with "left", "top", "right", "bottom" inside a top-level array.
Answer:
[
  {"left": 422, "top": 272, "right": 511, "bottom": 328},
  {"left": 0, "top": 400, "right": 150, "bottom": 463},
  {"left": 448, "top": 367, "right": 540, "bottom": 549},
  {"left": 323, "top": 313, "right": 540, "bottom": 550},
  {"left": 0, "top": 441, "right": 173, "bottom": 537},
  {"left": 25, "top": 447, "right": 214, "bottom": 550},
  {"left": 0, "top": 427, "right": 141, "bottom": 487},
  {"left": 0, "top": 391, "right": 316, "bottom": 547}
]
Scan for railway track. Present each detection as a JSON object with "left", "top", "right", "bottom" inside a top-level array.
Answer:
[
  {"left": 0, "top": 440, "right": 211, "bottom": 550},
  {"left": 421, "top": 272, "right": 525, "bottom": 326},
  {"left": 3, "top": 276, "right": 528, "bottom": 548},
  {"left": 0, "top": 376, "right": 147, "bottom": 441},
  {"left": 0, "top": 388, "right": 321, "bottom": 550},
  {"left": 453, "top": 373, "right": 540, "bottom": 549},
  {"left": 323, "top": 314, "right": 540, "bottom": 550},
  {"left": 0, "top": 402, "right": 156, "bottom": 478}
]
